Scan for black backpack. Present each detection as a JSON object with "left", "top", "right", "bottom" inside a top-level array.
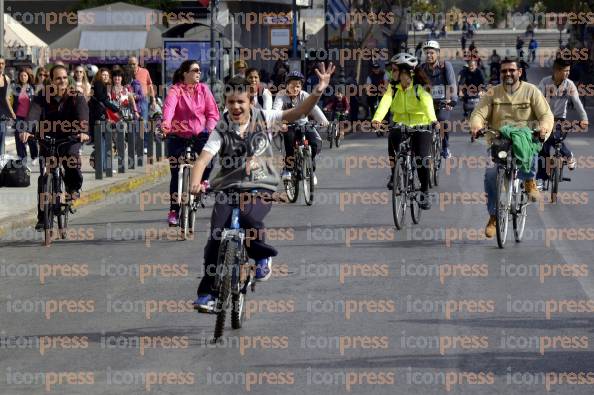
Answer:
[{"left": 0, "top": 159, "right": 31, "bottom": 187}]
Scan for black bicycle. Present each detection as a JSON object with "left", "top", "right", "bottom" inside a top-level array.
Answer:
[
  {"left": 284, "top": 124, "right": 315, "bottom": 206},
  {"left": 391, "top": 125, "right": 423, "bottom": 230},
  {"left": 208, "top": 190, "right": 255, "bottom": 341},
  {"left": 36, "top": 134, "right": 80, "bottom": 247},
  {"left": 324, "top": 110, "right": 346, "bottom": 148},
  {"left": 165, "top": 135, "right": 208, "bottom": 239},
  {"left": 542, "top": 129, "right": 571, "bottom": 204}
]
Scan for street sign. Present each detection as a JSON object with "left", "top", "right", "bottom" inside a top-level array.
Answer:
[{"left": 270, "top": 28, "right": 291, "bottom": 47}]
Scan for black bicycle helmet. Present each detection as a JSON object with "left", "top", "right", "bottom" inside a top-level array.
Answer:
[{"left": 285, "top": 70, "right": 305, "bottom": 83}]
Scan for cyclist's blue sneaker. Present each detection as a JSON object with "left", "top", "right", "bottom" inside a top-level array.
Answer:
[
  {"left": 193, "top": 294, "right": 216, "bottom": 313},
  {"left": 255, "top": 258, "right": 272, "bottom": 282},
  {"left": 441, "top": 148, "right": 451, "bottom": 159}
]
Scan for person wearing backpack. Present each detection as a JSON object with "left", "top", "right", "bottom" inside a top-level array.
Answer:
[
  {"left": 371, "top": 53, "right": 437, "bottom": 210},
  {"left": 420, "top": 41, "right": 458, "bottom": 158}
]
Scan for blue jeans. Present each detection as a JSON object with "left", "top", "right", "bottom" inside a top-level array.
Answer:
[
  {"left": 140, "top": 101, "right": 149, "bottom": 149},
  {"left": 484, "top": 155, "right": 536, "bottom": 216}
]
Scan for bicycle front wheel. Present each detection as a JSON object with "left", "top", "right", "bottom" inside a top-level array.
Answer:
[
  {"left": 495, "top": 167, "right": 512, "bottom": 248},
  {"left": 180, "top": 167, "right": 191, "bottom": 239},
  {"left": 41, "top": 173, "right": 54, "bottom": 247},
  {"left": 410, "top": 170, "right": 422, "bottom": 225},
  {"left": 432, "top": 137, "right": 441, "bottom": 186},
  {"left": 231, "top": 254, "right": 248, "bottom": 329},
  {"left": 392, "top": 159, "right": 407, "bottom": 230},
  {"left": 213, "top": 239, "right": 236, "bottom": 341},
  {"left": 303, "top": 150, "right": 315, "bottom": 206},
  {"left": 513, "top": 188, "right": 527, "bottom": 242}
]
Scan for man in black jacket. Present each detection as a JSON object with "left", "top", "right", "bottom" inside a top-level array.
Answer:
[{"left": 20, "top": 65, "right": 90, "bottom": 230}]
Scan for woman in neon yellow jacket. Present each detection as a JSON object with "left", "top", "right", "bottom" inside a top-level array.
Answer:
[{"left": 372, "top": 53, "right": 437, "bottom": 209}]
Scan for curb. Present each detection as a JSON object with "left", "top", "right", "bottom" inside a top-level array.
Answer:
[{"left": 0, "top": 162, "right": 170, "bottom": 239}]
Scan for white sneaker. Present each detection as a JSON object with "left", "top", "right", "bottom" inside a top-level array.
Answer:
[
  {"left": 143, "top": 148, "right": 148, "bottom": 154},
  {"left": 536, "top": 179, "right": 544, "bottom": 191},
  {"left": 31, "top": 158, "right": 38, "bottom": 166},
  {"left": 281, "top": 170, "right": 292, "bottom": 181},
  {"left": 313, "top": 173, "right": 318, "bottom": 186}
]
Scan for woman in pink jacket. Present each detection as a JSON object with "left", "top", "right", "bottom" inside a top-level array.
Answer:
[{"left": 161, "top": 60, "right": 220, "bottom": 226}]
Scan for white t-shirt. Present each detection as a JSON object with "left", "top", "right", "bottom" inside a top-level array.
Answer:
[{"left": 203, "top": 109, "right": 284, "bottom": 155}]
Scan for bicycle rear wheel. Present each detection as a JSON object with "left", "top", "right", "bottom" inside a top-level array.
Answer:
[
  {"left": 334, "top": 125, "right": 341, "bottom": 148},
  {"left": 303, "top": 150, "right": 315, "bottom": 206},
  {"left": 328, "top": 124, "right": 334, "bottom": 149},
  {"left": 213, "top": 240, "right": 235, "bottom": 341},
  {"left": 495, "top": 168, "right": 512, "bottom": 248},
  {"left": 180, "top": 167, "right": 191, "bottom": 239},
  {"left": 392, "top": 159, "right": 407, "bottom": 230},
  {"left": 41, "top": 173, "right": 54, "bottom": 247},
  {"left": 432, "top": 137, "right": 441, "bottom": 186}
]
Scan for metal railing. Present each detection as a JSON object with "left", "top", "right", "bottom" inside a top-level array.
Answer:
[{"left": 92, "top": 119, "right": 165, "bottom": 180}]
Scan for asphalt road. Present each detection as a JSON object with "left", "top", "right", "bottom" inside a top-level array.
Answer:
[{"left": 1, "top": 65, "right": 593, "bottom": 395}]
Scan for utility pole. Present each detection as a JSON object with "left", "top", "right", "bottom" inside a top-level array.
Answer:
[
  {"left": 0, "top": 0, "right": 4, "bottom": 57},
  {"left": 210, "top": 0, "right": 217, "bottom": 90}
]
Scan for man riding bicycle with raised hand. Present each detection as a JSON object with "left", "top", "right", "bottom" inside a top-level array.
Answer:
[
  {"left": 469, "top": 57, "right": 553, "bottom": 238},
  {"left": 20, "top": 65, "right": 90, "bottom": 231},
  {"left": 420, "top": 40, "right": 458, "bottom": 158},
  {"left": 273, "top": 70, "right": 328, "bottom": 186},
  {"left": 536, "top": 58, "right": 588, "bottom": 190},
  {"left": 372, "top": 53, "right": 437, "bottom": 210},
  {"left": 189, "top": 63, "right": 335, "bottom": 313}
]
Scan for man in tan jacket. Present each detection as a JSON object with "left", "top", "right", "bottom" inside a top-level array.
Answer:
[{"left": 470, "top": 57, "right": 554, "bottom": 238}]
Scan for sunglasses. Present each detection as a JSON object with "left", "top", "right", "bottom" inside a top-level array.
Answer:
[{"left": 501, "top": 68, "right": 518, "bottom": 74}]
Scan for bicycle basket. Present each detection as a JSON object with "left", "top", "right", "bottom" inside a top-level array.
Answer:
[{"left": 490, "top": 138, "right": 512, "bottom": 163}]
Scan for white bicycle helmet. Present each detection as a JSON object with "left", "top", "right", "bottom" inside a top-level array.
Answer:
[
  {"left": 392, "top": 53, "right": 418, "bottom": 68},
  {"left": 423, "top": 40, "right": 440, "bottom": 50},
  {"left": 85, "top": 64, "right": 98, "bottom": 78}
]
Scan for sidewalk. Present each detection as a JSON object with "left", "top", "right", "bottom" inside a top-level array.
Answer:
[{"left": 0, "top": 131, "right": 170, "bottom": 238}]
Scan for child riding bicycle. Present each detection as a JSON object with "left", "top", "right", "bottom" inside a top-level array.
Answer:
[{"left": 188, "top": 64, "right": 335, "bottom": 313}]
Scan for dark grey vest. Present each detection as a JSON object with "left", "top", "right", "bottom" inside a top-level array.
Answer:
[{"left": 209, "top": 109, "right": 280, "bottom": 192}]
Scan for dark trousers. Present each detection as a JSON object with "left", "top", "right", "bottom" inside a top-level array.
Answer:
[
  {"left": 197, "top": 194, "right": 278, "bottom": 296},
  {"left": 388, "top": 127, "right": 432, "bottom": 193},
  {"left": 14, "top": 117, "right": 38, "bottom": 160},
  {"left": 284, "top": 125, "right": 320, "bottom": 172},
  {"left": 37, "top": 141, "right": 82, "bottom": 222},
  {"left": 167, "top": 133, "right": 212, "bottom": 212}
]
